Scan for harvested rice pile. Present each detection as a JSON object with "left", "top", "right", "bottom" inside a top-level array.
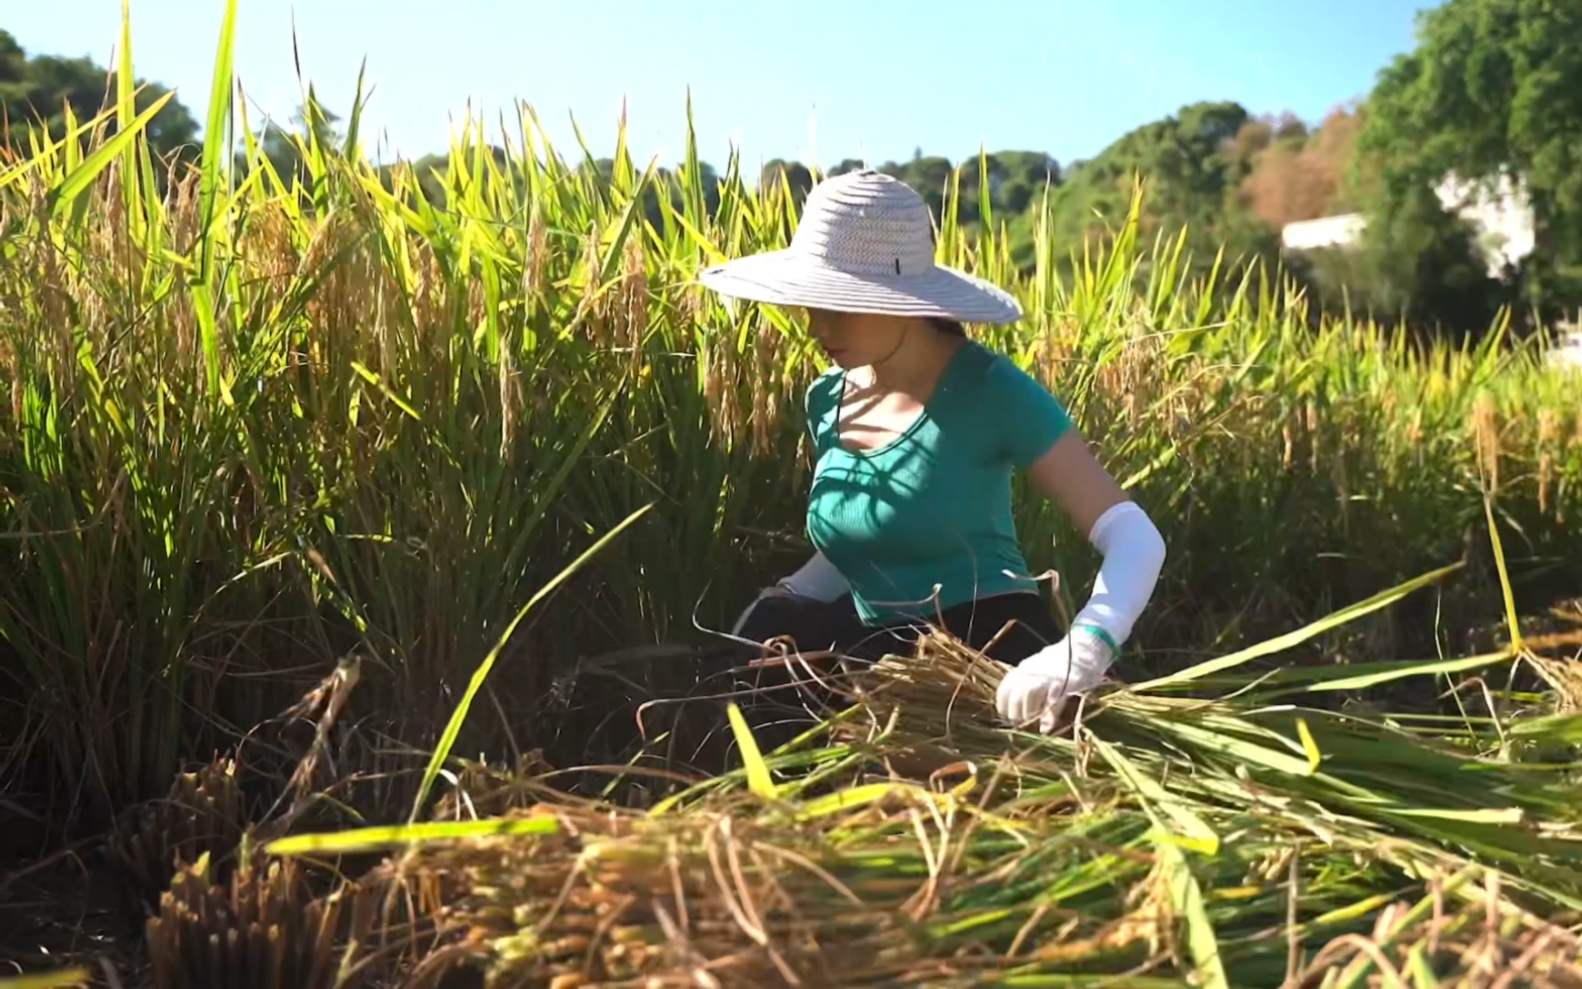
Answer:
[{"left": 353, "top": 632, "right": 1582, "bottom": 988}]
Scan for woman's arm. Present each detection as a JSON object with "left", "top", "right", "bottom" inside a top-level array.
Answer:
[
  {"left": 775, "top": 550, "right": 850, "bottom": 601},
  {"left": 1023, "top": 429, "right": 1164, "bottom": 649},
  {"left": 1022, "top": 428, "right": 1129, "bottom": 538},
  {"left": 997, "top": 428, "right": 1167, "bottom": 730},
  {"left": 730, "top": 550, "right": 850, "bottom": 636}
]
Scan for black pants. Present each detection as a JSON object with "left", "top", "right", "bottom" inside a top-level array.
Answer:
[{"left": 737, "top": 590, "right": 1062, "bottom": 666}]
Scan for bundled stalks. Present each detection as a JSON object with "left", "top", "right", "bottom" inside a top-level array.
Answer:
[
  {"left": 1292, "top": 887, "right": 1582, "bottom": 988},
  {"left": 378, "top": 797, "right": 1183, "bottom": 987},
  {"left": 294, "top": 621, "right": 1582, "bottom": 988}
]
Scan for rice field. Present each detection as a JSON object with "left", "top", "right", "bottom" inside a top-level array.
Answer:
[{"left": 3, "top": 10, "right": 1582, "bottom": 988}]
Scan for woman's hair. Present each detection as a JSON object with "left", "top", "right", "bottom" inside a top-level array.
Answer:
[{"left": 927, "top": 318, "right": 967, "bottom": 337}]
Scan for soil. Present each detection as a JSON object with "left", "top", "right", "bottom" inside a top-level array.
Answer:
[{"left": 1, "top": 845, "right": 145, "bottom": 986}]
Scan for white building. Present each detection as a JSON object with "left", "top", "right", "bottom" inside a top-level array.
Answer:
[
  {"left": 1280, "top": 174, "right": 1582, "bottom": 370},
  {"left": 1279, "top": 172, "right": 1536, "bottom": 279},
  {"left": 1434, "top": 172, "right": 1535, "bottom": 275},
  {"left": 1281, "top": 213, "right": 1366, "bottom": 252}
]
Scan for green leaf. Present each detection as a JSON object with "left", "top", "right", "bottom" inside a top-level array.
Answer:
[
  {"left": 1385, "top": 806, "right": 1525, "bottom": 824},
  {"left": 1484, "top": 495, "right": 1522, "bottom": 650},
  {"left": 188, "top": 282, "right": 232, "bottom": 407},
  {"left": 1508, "top": 712, "right": 1582, "bottom": 743},
  {"left": 349, "top": 361, "right": 421, "bottom": 421},
  {"left": 726, "top": 701, "right": 777, "bottom": 800},
  {"left": 597, "top": 162, "right": 657, "bottom": 285},
  {"left": 1296, "top": 651, "right": 1514, "bottom": 692},
  {"left": 197, "top": 0, "right": 237, "bottom": 280},
  {"left": 1132, "top": 562, "right": 1465, "bottom": 690},
  {"left": 1406, "top": 944, "right": 1440, "bottom": 988},
  {"left": 0, "top": 973, "right": 92, "bottom": 989},
  {"left": 266, "top": 814, "right": 559, "bottom": 857},
  {"left": 189, "top": 0, "right": 238, "bottom": 402},
  {"left": 1158, "top": 840, "right": 1229, "bottom": 989},
  {"left": 1294, "top": 717, "right": 1322, "bottom": 772},
  {"left": 115, "top": 0, "right": 142, "bottom": 236},
  {"left": 796, "top": 781, "right": 929, "bottom": 820},
  {"left": 1152, "top": 719, "right": 1316, "bottom": 777},
  {"left": 407, "top": 503, "right": 652, "bottom": 824},
  {"left": 49, "top": 91, "right": 173, "bottom": 219},
  {"left": 1089, "top": 735, "right": 1219, "bottom": 855}
]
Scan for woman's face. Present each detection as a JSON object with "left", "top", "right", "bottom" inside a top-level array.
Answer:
[{"left": 802, "top": 307, "right": 908, "bottom": 369}]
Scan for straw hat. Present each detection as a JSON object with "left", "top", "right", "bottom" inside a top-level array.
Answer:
[{"left": 697, "top": 169, "right": 1023, "bottom": 324}]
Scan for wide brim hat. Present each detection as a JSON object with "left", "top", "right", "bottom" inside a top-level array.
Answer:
[{"left": 697, "top": 169, "right": 1023, "bottom": 325}]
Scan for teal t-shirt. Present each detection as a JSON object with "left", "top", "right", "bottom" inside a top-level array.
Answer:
[{"left": 803, "top": 340, "right": 1074, "bottom": 626}]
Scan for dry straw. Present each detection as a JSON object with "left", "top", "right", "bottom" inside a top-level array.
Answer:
[{"left": 282, "top": 624, "right": 1582, "bottom": 988}]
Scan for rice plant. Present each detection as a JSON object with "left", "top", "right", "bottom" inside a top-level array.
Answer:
[
  {"left": 2, "top": 9, "right": 1581, "bottom": 988},
  {"left": 0, "top": 4, "right": 1579, "bottom": 845}
]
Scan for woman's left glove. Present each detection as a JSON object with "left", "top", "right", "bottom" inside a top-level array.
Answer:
[
  {"left": 994, "top": 625, "right": 1114, "bottom": 732},
  {"left": 730, "top": 551, "right": 850, "bottom": 637},
  {"left": 731, "top": 584, "right": 798, "bottom": 636}
]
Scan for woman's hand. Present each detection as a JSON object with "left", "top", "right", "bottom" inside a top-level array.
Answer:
[{"left": 994, "top": 625, "right": 1114, "bottom": 732}]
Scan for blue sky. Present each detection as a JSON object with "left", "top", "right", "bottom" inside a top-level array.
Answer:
[{"left": 10, "top": 1, "right": 1433, "bottom": 169}]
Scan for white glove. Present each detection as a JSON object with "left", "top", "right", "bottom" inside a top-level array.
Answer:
[
  {"left": 993, "top": 499, "right": 1164, "bottom": 731},
  {"left": 994, "top": 625, "right": 1115, "bottom": 732}
]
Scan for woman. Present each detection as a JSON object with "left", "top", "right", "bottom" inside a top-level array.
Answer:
[{"left": 698, "top": 169, "right": 1166, "bottom": 733}]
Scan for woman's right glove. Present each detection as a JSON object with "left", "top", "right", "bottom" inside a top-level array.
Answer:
[
  {"left": 994, "top": 625, "right": 1114, "bottom": 732},
  {"left": 995, "top": 499, "right": 1164, "bottom": 732}
]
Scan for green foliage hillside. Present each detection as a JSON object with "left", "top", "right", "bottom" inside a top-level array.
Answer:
[{"left": 0, "top": 28, "right": 198, "bottom": 166}]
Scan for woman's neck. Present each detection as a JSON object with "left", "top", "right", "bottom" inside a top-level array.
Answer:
[{"left": 865, "top": 325, "right": 966, "bottom": 394}]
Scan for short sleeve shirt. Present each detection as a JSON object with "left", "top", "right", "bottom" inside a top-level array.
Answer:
[{"left": 803, "top": 340, "right": 1074, "bottom": 625}]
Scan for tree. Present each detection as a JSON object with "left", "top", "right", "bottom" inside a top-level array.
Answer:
[
  {"left": 1239, "top": 106, "right": 1363, "bottom": 228},
  {"left": 1048, "top": 100, "right": 1280, "bottom": 282},
  {"left": 0, "top": 29, "right": 26, "bottom": 86},
  {"left": 761, "top": 157, "right": 813, "bottom": 207},
  {"left": 1357, "top": 0, "right": 1582, "bottom": 320},
  {"left": 0, "top": 29, "right": 199, "bottom": 168},
  {"left": 968, "top": 151, "right": 1060, "bottom": 216}
]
